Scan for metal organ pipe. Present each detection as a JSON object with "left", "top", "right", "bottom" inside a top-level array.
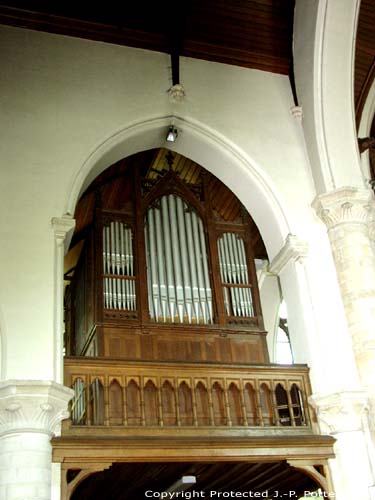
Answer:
[
  {"left": 145, "top": 194, "right": 212, "bottom": 324},
  {"left": 176, "top": 196, "right": 192, "bottom": 323},
  {"left": 154, "top": 207, "right": 168, "bottom": 321},
  {"left": 168, "top": 195, "right": 184, "bottom": 323},
  {"left": 147, "top": 210, "right": 161, "bottom": 320},
  {"left": 217, "top": 233, "right": 254, "bottom": 318},
  {"left": 144, "top": 222, "right": 155, "bottom": 319},
  {"left": 229, "top": 233, "right": 244, "bottom": 316},
  {"left": 198, "top": 218, "right": 213, "bottom": 322},
  {"left": 191, "top": 211, "right": 208, "bottom": 323},
  {"left": 102, "top": 220, "right": 136, "bottom": 312},
  {"left": 218, "top": 237, "right": 230, "bottom": 316},
  {"left": 185, "top": 207, "right": 200, "bottom": 323},
  {"left": 235, "top": 235, "right": 253, "bottom": 317}
]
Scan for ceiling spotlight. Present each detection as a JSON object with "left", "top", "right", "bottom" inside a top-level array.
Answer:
[{"left": 166, "top": 126, "right": 178, "bottom": 142}]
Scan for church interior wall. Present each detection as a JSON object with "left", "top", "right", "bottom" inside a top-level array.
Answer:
[{"left": 0, "top": 23, "right": 358, "bottom": 400}]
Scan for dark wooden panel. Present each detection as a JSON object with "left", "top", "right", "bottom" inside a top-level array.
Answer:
[{"left": 102, "top": 326, "right": 269, "bottom": 364}]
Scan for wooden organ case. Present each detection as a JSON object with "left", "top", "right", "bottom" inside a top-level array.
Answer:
[{"left": 65, "top": 150, "right": 269, "bottom": 365}]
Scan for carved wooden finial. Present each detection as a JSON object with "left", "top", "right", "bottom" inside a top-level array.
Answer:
[{"left": 165, "top": 150, "right": 175, "bottom": 171}]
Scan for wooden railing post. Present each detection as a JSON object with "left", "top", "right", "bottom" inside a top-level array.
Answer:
[
  {"left": 86, "top": 377, "right": 92, "bottom": 426},
  {"left": 255, "top": 381, "right": 264, "bottom": 427},
  {"left": 122, "top": 383, "right": 128, "bottom": 426},
  {"left": 240, "top": 381, "right": 249, "bottom": 427},
  {"left": 140, "top": 383, "right": 146, "bottom": 426},
  {"left": 224, "top": 384, "right": 232, "bottom": 427},
  {"left": 286, "top": 383, "right": 296, "bottom": 427},
  {"left": 270, "top": 381, "right": 281, "bottom": 426},
  {"left": 175, "top": 382, "right": 181, "bottom": 426},
  {"left": 157, "top": 383, "right": 164, "bottom": 427},
  {"left": 104, "top": 377, "right": 110, "bottom": 426},
  {"left": 192, "top": 383, "right": 198, "bottom": 427},
  {"left": 207, "top": 384, "right": 215, "bottom": 426}
]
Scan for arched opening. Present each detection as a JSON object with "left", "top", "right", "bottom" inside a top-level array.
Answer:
[
  {"left": 275, "top": 300, "right": 293, "bottom": 364},
  {"left": 55, "top": 122, "right": 334, "bottom": 500}
]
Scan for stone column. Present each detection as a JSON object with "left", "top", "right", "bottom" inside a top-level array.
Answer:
[
  {"left": 310, "top": 391, "right": 375, "bottom": 500},
  {"left": 313, "top": 187, "right": 375, "bottom": 436},
  {"left": 0, "top": 380, "right": 73, "bottom": 500}
]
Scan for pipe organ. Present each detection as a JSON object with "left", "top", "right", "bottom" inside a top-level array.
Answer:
[
  {"left": 65, "top": 150, "right": 267, "bottom": 363},
  {"left": 145, "top": 194, "right": 213, "bottom": 324},
  {"left": 60, "top": 152, "right": 327, "bottom": 494}
]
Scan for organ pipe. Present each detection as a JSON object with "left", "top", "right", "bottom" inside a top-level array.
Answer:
[
  {"left": 198, "top": 218, "right": 213, "bottom": 321},
  {"left": 102, "top": 221, "right": 136, "bottom": 311},
  {"left": 154, "top": 207, "right": 168, "bottom": 321},
  {"left": 217, "top": 233, "right": 254, "bottom": 318},
  {"left": 176, "top": 196, "right": 192, "bottom": 323},
  {"left": 168, "top": 195, "right": 184, "bottom": 323},
  {"left": 192, "top": 211, "right": 208, "bottom": 323},
  {"left": 145, "top": 194, "right": 213, "bottom": 324}
]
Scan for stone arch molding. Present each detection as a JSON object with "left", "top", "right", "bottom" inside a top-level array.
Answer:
[
  {"left": 294, "top": 0, "right": 363, "bottom": 193},
  {"left": 359, "top": 78, "right": 375, "bottom": 181},
  {"left": 66, "top": 115, "right": 291, "bottom": 259}
]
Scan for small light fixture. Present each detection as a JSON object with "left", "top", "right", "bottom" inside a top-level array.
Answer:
[
  {"left": 166, "top": 476, "right": 196, "bottom": 494},
  {"left": 166, "top": 125, "right": 178, "bottom": 142}
]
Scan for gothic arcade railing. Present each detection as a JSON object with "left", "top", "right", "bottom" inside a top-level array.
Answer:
[{"left": 63, "top": 357, "right": 314, "bottom": 434}]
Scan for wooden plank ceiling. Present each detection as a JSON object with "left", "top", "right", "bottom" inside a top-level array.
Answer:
[
  {"left": 70, "top": 460, "right": 320, "bottom": 499},
  {"left": 0, "top": 0, "right": 294, "bottom": 74}
]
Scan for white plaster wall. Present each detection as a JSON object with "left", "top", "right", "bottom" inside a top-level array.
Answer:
[
  {"left": 0, "top": 25, "right": 328, "bottom": 381},
  {"left": 259, "top": 274, "right": 281, "bottom": 362}
]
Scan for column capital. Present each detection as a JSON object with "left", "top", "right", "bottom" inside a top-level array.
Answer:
[
  {"left": 51, "top": 214, "right": 75, "bottom": 254},
  {"left": 312, "top": 187, "right": 375, "bottom": 229},
  {"left": 309, "top": 390, "right": 368, "bottom": 434},
  {"left": 0, "top": 380, "right": 73, "bottom": 437},
  {"left": 268, "top": 233, "right": 308, "bottom": 275}
]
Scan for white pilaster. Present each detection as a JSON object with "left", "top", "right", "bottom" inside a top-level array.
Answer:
[
  {"left": 0, "top": 380, "right": 73, "bottom": 500},
  {"left": 310, "top": 391, "right": 375, "bottom": 500},
  {"left": 51, "top": 215, "right": 75, "bottom": 383},
  {"left": 268, "top": 234, "right": 331, "bottom": 391}
]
